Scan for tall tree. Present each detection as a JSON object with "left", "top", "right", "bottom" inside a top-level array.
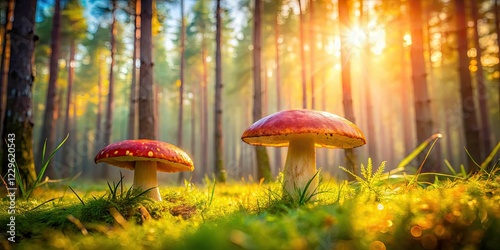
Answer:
[
  {"left": 408, "top": 0, "right": 435, "bottom": 171},
  {"left": 253, "top": 0, "right": 272, "bottom": 181},
  {"left": 214, "top": 0, "right": 226, "bottom": 182},
  {"left": 1, "top": 0, "right": 37, "bottom": 190},
  {"left": 470, "top": 0, "right": 491, "bottom": 156},
  {"left": 309, "top": 0, "right": 316, "bottom": 109},
  {"left": 138, "top": 0, "right": 156, "bottom": 139},
  {"left": 274, "top": 2, "right": 282, "bottom": 172},
  {"left": 0, "top": 0, "right": 13, "bottom": 138},
  {"left": 102, "top": 0, "right": 117, "bottom": 178},
  {"left": 60, "top": 0, "right": 86, "bottom": 177},
  {"left": 177, "top": 0, "right": 185, "bottom": 148},
  {"left": 38, "top": 0, "right": 61, "bottom": 178},
  {"left": 338, "top": 0, "right": 359, "bottom": 179},
  {"left": 298, "top": 0, "right": 307, "bottom": 109},
  {"left": 455, "top": 0, "right": 481, "bottom": 170},
  {"left": 128, "top": 0, "right": 141, "bottom": 139}
]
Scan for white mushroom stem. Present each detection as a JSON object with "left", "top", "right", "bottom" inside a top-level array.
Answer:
[
  {"left": 283, "top": 135, "right": 318, "bottom": 201},
  {"left": 133, "top": 161, "right": 162, "bottom": 201}
]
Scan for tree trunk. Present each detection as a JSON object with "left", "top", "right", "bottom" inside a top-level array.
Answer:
[
  {"left": 190, "top": 87, "right": 197, "bottom": 182},
  {"left": 62, "top": 41, "right": 76, "bottom": 177},
  {"left": 338, "top": 0, "right": 358, "bottom": 179},
  {"left": 127, "top": 0, "right": 140, "bottom": 140},
  {"left": 0, "top": 0, "right": 14, "bottom": 142},
  {"left": 1, "top": 0, "right": 37, "bottom": 192},
  {"left": 408, "top": 0, "right": 435, "bottom": 171},
  {"left": 495, "top": 0, "right": 500, "bottom": 113},
  {"left": 177, "top": 0, "right": 187, "bottom": 184},
  {"left": 253, "top": 0, "right": 272, "bottom": 182},
  {"left": 102, "top": 0, "right": 117, "bottom": 178},
  {"left": 298, "top": 0, "right": 307, "bottom": 109},
  {"left": 93, "top": 50, "right": 103, "bottom": 178},
  {"left": 38, "top": 0, "right": 61, "bottom": 179},
  {"left": 138, "top": 0, "right": 155, "bottom": 137},
  {"left": 274, "top": 12, "right": 282, "bottom": 173},
  {"left": 470, "top": 0, "right": 491, "bottom": 157},
  {"left": 455, "top": 0, "right": 482, "bottom": 170},
  {"left": 309, "top": 0, "right": 315, "bottom": 109},
  {"left": 200, "top": 37, "right": 209, "bottom": 176},
  {"left": 214, "top": 0, "right": 226, "bottom": 182}
]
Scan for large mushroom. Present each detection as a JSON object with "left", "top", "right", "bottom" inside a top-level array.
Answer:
[
  {"left": 241, "top": 109, "right": 366, "bottom": 201},
  {"left": 94, "top": 139, "right": 194, "bottom": 201}
]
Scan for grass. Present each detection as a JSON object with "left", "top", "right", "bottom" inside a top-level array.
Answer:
[{"left": 1, "top": 139, "right": 499, "bottom": 249}]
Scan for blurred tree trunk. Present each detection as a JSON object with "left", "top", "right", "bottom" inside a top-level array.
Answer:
[
  {"left": 0, "top": 0, "right": 13, "bottom": 141},
  {"left": 338, "top": 0, "right": 358, "bottom": 180},
  {"left": 102, "top": 0, "right": 117, "bottom": 178},
  {"left": 455, "top": 0, "right": 481, "bottom": 170},
  {"left": 138, "top": 0, "right": 156, "bottom": 140},
  {"left": 200, "top": 37, "right": 208, "bottom": 177},
  {"left": 190, "top": 87, "right": 197, "bottom": 182},
  {"left": 408, "top": 0, "right": 435, "bottom": 171},
  {"left": 274, "top": 12, "right": 282, "bottom": 172},
  {"left": 38, "top": 0, "right": 61, "bottom": 179},
  {"left": 1, "top": 0, "right": 37, "bottom": 191},
  {"left": 298, "top": 0, "right": 307, "bottom": 109},
  {"left": 62, "top": 41, "right": 76, "bottom": 177},
  {"left": 253, "top": 0, "right": 272, "bottom": 182},
  {"left": 470, "top": 0, "right": 491, "bottom": 157},
  {"left": 178, "top": 0, "right": 186, "bottom": 183},
  {"left": 94, "top": 51, "right": 103, "bottom": 179},
  {"left": 360, "top": 0, "right": 376, "bottom": 162},
  {"left": 495, "top": 0, "right": 500, "bottom": 112},
  {"left": 127, "top": 0, "right": 140, "bottom": 140},
  {"left": 214, "top": 0, "right": 226, "bottom": 182},
  {"left": 309, "top": 0, "right": 315, "bottom": 109}
]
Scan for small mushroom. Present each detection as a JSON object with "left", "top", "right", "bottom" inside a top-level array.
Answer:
[
  {"left": 94, "top": 139, "right": 194, "bottom": 201},
  {"left": 241, "top": 109, "right": 366, "bottom": 201}
]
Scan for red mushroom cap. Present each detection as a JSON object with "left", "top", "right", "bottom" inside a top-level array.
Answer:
[
  {"left": 94, "top": 140, "right": 194, "bottom": 173},
  {"left": 241, "top": 109, "right": 366, "bottom": 149}
]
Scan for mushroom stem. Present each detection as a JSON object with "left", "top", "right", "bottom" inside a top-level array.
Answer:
[
  {"left": 133, "top": 161, "right": 162, "bottom": 201},
  {"left": 282, "top": 135, "right": 318, "bottom": 201}
]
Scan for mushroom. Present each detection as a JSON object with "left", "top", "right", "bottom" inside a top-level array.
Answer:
[
  {"left": 94, "top": 139, "right": 194, "bottom": 201},
  {"left": 241, "top": 109, "right": 366, "bottom": 201}
]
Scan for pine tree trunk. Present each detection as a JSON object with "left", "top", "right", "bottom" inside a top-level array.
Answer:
[
  {"left": 274, "top": 13, "right": 282, "bottom": 173},
  {"left": 470, "top": 0, "right": 491, "bottom": 157},
  {"left": 38, "top": 0, "right": 61, "bottom": 179},
  {"left": 0, "top": 0, "right": 13, "bottom": 142},
  {"left": 201, "top": 37, "right": 208, "bottom": 176},
  {"left": 177, "top": 0, "right": 187, "bottom": 183},
  {"left": 139, "top": 0, "right": 157, "bottom": 140},
  {"left": 253, "top": 0, "right": 272, "bottom": 182},
  {"left": 1, "top": 0, "right": 37, "bottom": 192},
  {"left": 455, "top": 0, "right": 482, "bottom": 170},
  {"left": 298, "top": 0, "right": 307, "bottom": 109},
  {"left": 214, "top": 0, "right": 226, "bottom": 182},
  {"left": 408, "top": 0, "right": 435, "bottom": 171},
  {"left": 102, "top": 0, "right": 117, "bottom": 178},
  {"left": 127, "top": 0, "right": 140, "bottom": 140},
  {"left": 309, "top": 0, "right": 315, "bottom": 109},
  {"left": 338, "top": 0, "right": 358, "bottom": 179},
  {"left": 62, "top": 41, "right": 76, "bottom": 177}
]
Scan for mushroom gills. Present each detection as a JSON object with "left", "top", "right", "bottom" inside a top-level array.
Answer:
[{"left": 282, "top": 135, "right": 318, "bottom": 201}]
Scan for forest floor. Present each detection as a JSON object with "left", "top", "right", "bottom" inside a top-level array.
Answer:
[{"left": 1, "top": 159, "right": 500, "bottom": 250}]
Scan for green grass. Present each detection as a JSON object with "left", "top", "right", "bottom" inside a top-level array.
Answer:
[{"left": 1, "top": 161, "right": 499, "bottom": 250}]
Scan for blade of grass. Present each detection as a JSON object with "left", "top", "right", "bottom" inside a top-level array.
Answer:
[
  {"left": 480, "top": 141, "right": 500, "bottom": 170},
  {"left": 69, "top": 186, "right": 85, "bottom": 205}
]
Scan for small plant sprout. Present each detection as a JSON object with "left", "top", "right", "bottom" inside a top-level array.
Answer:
[
  {"left": 241, "top": 109, "right": 366, "bottom": 202},
  {"left": 95, "top": 140, "right": 194, "bottom": 201}
]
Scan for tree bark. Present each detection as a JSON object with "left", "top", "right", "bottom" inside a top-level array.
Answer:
[
  {"left": 38, "top": 0, "right": 61, "bottom": 178},
  {"left": 298, "top": 0, "right": 307, "bottom": 109},
  {"left": 274, "top": 12, "right": 282, "bottom": 172},
  {"left": 0, "top": 0, "right": 13, "bottom": 141},
  {"left": 470, "top": 0, "right": 491, "bottom": 157},
  {"left": 455, "top": 0, "right": 482, "bottom": 170},
  {"left": 62, "top": 41, "right": 76, "bottom": 177},
  {"left": 127, "top": 0, "right": 140, "bottom": 140},
  {"left": 253, "top": 0, "right": 272, "bottom": 182},
  {"left": 309, "top": 0, "right": 315, "bottom": 109},
  {"left": 408, "top": 0, "right": 435, "bottom": 171},
  {"left": 338, "top": 0, "right": 358, "bottom": 179},
  {"left": 1, "top": 0, "right": 37, "bottom": 191},
  {"left": 102, "top": 0, "right": 117, "bottom": 178},
  {"left": 214, "top": 0, "right": 226, "bottom": 182},
  {"left": 200, "top": 37, "right": 208, "bottom": 176},
  {"left": 178, "top": 0, "right": 185, "bottom": 148}
]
